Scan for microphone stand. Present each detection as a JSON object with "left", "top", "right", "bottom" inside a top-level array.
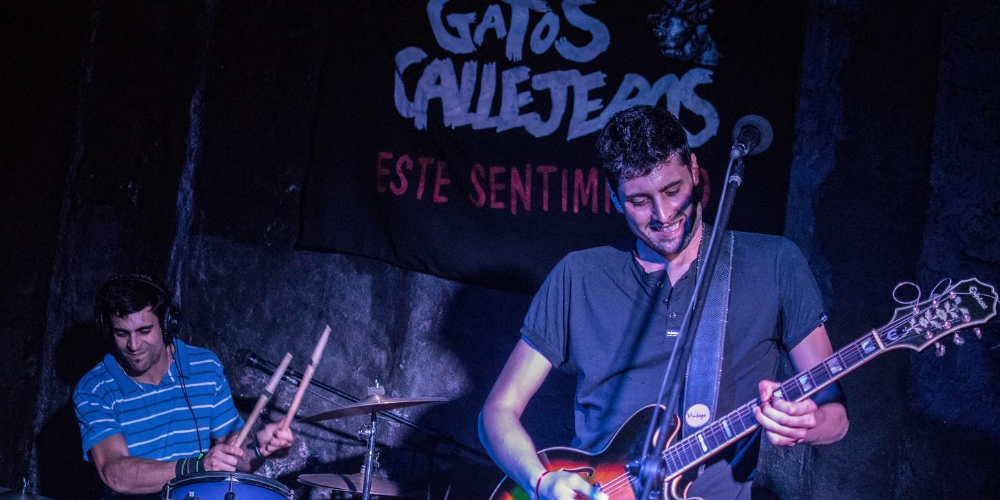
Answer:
[
  {"left": 636, "top": 150, "right": 747, "bottom": 499},
  {"left": 243, "top": 352, "right": 491, "bottom": 462}
]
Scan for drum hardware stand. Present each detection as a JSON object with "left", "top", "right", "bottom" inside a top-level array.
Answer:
[
  {"left": 360, "top": 382, "right": 384, "bottom": 500},
  {"left": 361, "top": 409, "right": 379, "bottom": 500},
  {"left": 298, "top": 379, "right": 439, "bottom": 498}
]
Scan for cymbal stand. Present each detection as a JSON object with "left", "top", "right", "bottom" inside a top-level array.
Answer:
[
  {"left": 360, "top": 408, "right": 379, "bottom": 500},
  {"left": 244, "top": 352, "right": 492, "bottom": 462}
]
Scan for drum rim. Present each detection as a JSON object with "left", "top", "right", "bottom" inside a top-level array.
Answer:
[{"left": 166, "top": 472, "right": 290, "bottom": 496}]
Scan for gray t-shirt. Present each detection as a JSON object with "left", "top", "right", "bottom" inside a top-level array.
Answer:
[{"left": 521, "top": 231, "right": 827, "bottom": 499}]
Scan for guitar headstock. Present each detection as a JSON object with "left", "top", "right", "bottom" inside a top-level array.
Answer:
[{"left": 878, "top": 278, "right": 997, "bottom": 352}]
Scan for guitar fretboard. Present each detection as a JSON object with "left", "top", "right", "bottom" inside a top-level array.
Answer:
[
  {"left": 661, "top": 331, "right": 885, "bottom": 477},
  {"left": 657, "top": 284, "right": 993, "bottom": 478}
]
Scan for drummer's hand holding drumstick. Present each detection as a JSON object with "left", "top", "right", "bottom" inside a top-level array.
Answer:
[
  {"left": 202, "top": 441, "right": 244, "bottom": 472},
  {"left": 203, "top": 421, "right": 295, "bottom": 473},
  {"left": 223, "top": 326, "right": 329, "bottom": 472},
  {"left": 253, "top": 422, "right": 294, "bottom": 458},
  {"left": 247, "top": 326, "right": 329, "bottom": 465},
  {"left": 201, "top": 349, "right": 297, "bottom": 473}
]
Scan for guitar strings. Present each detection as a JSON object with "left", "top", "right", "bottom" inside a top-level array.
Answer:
[
  {"left": 570, "top": 291, "right": 975, "bottom": 498},
  {"left": 591, "top": 334, "right": 863, "bottom": 498},
  {"left": 659, "top": 291, "right": 954, "bottom": 465},
  {"left": 585, "top": 354, "right": 865, "bottom": 496}
]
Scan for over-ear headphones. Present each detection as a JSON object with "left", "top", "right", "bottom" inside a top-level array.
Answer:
[{"left": 94, "top": 273, "right": 181, "bottom": 345}]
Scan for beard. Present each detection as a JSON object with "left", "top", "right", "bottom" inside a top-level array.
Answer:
[
  {"left": 644, "top": 204, "right": 702, "bottom": 258},
  {"left": 630, "top": 179, "right": 702, "bottom": 257}
]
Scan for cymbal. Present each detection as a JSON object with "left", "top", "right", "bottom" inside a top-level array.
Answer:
[
  {"left": 298, "top": 473, "right": 417, "bottom": 497},
  {"left": 299, "top": 395, "right": 449, "bottom": 422}
]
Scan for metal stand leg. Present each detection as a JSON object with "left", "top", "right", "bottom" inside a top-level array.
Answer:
[{"left": 362, "top": 409, "right": 378, "bottom": 500}]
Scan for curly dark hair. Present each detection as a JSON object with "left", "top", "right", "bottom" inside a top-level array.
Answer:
[
  {"left": 596, "top": 105, "right": 692, "bottom": 191},
  {"left": 94, "top": 275, "right": 171, "bottom": 333}
]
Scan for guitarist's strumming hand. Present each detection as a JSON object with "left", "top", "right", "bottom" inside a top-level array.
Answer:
[
  {"left": 536, "top": 470, "right": 608, "bottom": 500},
  {"left": 753, "top": 379, "right": 820, "bottom": 446}
]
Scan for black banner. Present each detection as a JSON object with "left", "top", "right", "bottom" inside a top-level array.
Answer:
[{"left": 300, "top": 1, "right": 806, "bottom": 293}]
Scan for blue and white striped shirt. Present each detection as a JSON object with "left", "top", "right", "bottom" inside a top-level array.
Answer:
[{"left": 73, "top": 340, "right": 245, "bottom": 462}]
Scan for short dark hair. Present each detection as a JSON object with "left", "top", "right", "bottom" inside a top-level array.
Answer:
[
  {"left": 94, "top": 275, "right": 170, "bottom": 333},
  {"left": 596, "top": 105, "right": 692, "bottom": 191}
]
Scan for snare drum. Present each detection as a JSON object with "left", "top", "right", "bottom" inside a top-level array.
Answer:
[{"left": 163, "top": 472, "right": 291, "bottom": 500}]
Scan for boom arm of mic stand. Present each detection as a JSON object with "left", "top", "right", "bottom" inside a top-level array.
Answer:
[
  {"left": 244, "top": 353, "right": 491, "bottom": 461},
  {"left": 637, "top": 156, "right": 746, "bottom": 498}
]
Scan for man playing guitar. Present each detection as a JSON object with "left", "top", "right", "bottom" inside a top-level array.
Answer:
[{"left": 479, "top": 106, "right": 848, "bottom": 500}]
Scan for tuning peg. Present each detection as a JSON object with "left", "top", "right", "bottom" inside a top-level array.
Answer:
[
  {"left": 934, "top": 343, "right": 946, "bottom": 357},
  {"left": 952, "top": 333, "right": 965, "bottom": 345},
  {"left": 974, "top": 328, "right": 983, "bottom": 340}
]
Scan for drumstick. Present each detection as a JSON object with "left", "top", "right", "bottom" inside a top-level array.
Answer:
[
  {"left": 233, "top": 352, "right": 293, "bottom": 449},
  {"left": 280, "top": 325, "right": 331, "bottom": 429}
]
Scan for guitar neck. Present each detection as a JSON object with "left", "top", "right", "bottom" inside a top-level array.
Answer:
[{"left": 661, "top": 329, "right": 886, "bottom": 478}]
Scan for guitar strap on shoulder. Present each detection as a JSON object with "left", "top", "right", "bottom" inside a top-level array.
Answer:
[{"left": 681, "top": 229, "right": 734, "bottom": 442}]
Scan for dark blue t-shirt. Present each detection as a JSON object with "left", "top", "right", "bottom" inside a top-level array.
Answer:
[{"left": 521, "top": 230, "right": 827, "bottom": 500}]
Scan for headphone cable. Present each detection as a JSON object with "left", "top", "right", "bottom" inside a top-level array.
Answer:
[{"left": 173, "top": 344, "right": 205, "bottom": 455}]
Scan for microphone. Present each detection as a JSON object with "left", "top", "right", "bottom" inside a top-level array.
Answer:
[
  {"left": 238, "top": 349, "right": 257, "bottom": 367},
  {"left": 243, "top": 350, "right": 302, "bottom": 385},
  {"left": 730, "top": 115, "right": 773, "bottom": 158}
]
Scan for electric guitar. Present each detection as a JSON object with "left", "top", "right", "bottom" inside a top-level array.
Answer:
[{"left": 489, "top": 278, "right": 997, "bottom": 500}]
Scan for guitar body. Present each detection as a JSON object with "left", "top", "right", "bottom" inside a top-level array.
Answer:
[{"left": 488, "top": 406, "right": 698, "bottom": 500}]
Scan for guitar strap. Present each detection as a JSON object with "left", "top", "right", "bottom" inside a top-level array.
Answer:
[{"left": 681, "top": 229, "right": 733, "bottom": 443}]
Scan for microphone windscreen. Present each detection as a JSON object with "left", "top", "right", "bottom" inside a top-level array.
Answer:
[{"left": 732, "top": 114, "right": 773, "bottom": 155}]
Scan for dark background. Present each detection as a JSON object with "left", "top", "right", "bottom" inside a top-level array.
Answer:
[{"left": 2, "top": 1, "right": 998, "bottom": 499}]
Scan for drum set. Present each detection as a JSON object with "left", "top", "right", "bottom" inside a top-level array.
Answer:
[
  {"left": 162, "top": 331, "right": 464, "bottom": 500},
  {"left": 297, "top": 392, "right": 449, "bottom": 499},
  {"left": 162, "top": 392, "right": 450, "bottom": 500}
]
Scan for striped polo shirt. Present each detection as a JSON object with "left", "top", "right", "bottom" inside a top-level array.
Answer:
[{"left": 73, "top": 339, "right": 245, "bottom": 462}]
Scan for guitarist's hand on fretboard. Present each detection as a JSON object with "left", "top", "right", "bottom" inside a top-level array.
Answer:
[
  {"left": 754, "top": 379, "right": 819, "bottom": 446},
  {"left": 751, "top": 324, "right": 851, "bottom": 447},
  {"left": 755, "top": 378, "right": 850, "bottom": 447}
]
